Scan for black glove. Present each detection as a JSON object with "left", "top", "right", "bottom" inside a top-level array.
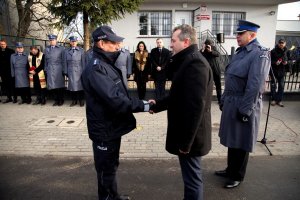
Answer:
[
  {"left": 237, "top": 112, "right": 249, "bottom": 123},
  {"left": 219, "top": 104, "right": 223, "bottom": 111}
]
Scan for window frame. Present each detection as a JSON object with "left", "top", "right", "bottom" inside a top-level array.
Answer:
[
  {"left": 212, "top": 11, "right": 246, "bottom": 38},
  {"left": 138, "top": 11, "right": 172, "bottom": 37}
]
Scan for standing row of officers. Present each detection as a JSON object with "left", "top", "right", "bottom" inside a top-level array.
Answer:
[
  {"left": 2, "top": 36, "right": 204, "bottom": 106},
  {"left": 0, "top": 35, "right": 85, "bottom": 106}
]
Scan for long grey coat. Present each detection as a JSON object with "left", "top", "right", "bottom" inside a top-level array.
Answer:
[
  {"left": 115, "top": 48, "right": 132, "bottom": 87},
  {"left": 219, "top": 40, "right": 271, "bottom": 152},
  {"left": 10, "top": 53, "right": 29, "bottom": 88},
  {"left": 64, "top": 47, "right": 85, "bottom": 91},
  {"left": 44, "top": 45, "right": 65, "bottom": 89}
]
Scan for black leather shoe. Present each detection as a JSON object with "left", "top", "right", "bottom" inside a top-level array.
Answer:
[
  {"left": 3, "top": 98, "right": 12, "bottom": 104},
  {"left": 41, "top": 99, "right": 46, "bottom": 105},
  {"left": 70, "top": 100, "right": 77, "bottom": 107},
  {"left": 215, "top": 169, "right": 228, "bottom": 178},
  {"left": 58, "top": 100, "right": 64, "bottom": 106},
  {"left": 117, "top": 195, "right": 131, "bottom": 200},
  {"left": 13, "top": 99, "right": 18, "bottom": 103},
  {"left": 224, "top": 180, "right": 241, "bottom": 189},
  {"left": 53, "top": 101, "right": 59, "bottom": 106},
  {"left": 79, "top": 100, "right": 84, "bottom": 107},
  {"left": 32, "top": 100, "right": 41, "bottom": 105}
]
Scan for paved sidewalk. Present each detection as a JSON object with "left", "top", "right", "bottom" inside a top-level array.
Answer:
[{"left": 0, "top": 100, "right": 299, "bottom": 158}]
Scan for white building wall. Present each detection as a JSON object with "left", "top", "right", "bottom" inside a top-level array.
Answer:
[{"left": 109, "top": 2, "right": 279, "bottom": 54}]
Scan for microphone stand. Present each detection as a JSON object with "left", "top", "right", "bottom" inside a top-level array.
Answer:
[{"left": 258, "top": 67, "right": 277, "bottom": 156}]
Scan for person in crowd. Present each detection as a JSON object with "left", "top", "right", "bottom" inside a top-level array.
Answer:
[
  {"left": 132, "top": 41, "right": 150, "bottom": 99},
  {"left": 216, "top": 20, "right": 271, "bottom": 188},
  {"left": 81, "top": 25, "right": 151, "bottom": 200},
  {"left": 270, "top": 38, "right": 288, "bottom": 107},
  {"left": 150, "top": 38, "right": 170, "bottom": 99},
  {"left": 44, "top": 34, "right": 65, "bottom": 106},
  {"left": 28, "top": 46, "right": 47, "bottom": 105},
  {"left": 149, "top": 24, "right": 213, "bottom": 200},
  {"left": 64, "top": 36, "right": 85, "bottom": 107},
  {"left": 0, "top": 39, "right": 16, "bottom": 103},
  {"left": 200, "top": 38, "right": 222, "bottom": 104},
  {"left": 115, "top": 43, "right": 132, "bottom": 88},
  {"left": 10, "top": 42, "right": 31, "bottom": 104}
]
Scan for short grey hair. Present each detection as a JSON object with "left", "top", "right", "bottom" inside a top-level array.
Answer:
[{"left": 172, "top": 24, "right": 197, "bottom": 45}]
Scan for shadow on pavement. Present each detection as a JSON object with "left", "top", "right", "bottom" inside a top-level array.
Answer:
[{"left": 0, "top": 155, "right": 299, "bottom": 200}]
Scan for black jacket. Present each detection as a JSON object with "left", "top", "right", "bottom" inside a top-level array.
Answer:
[
  {"left": 201, "top": 46, "right": 221, "bottom": 75},
  {"left": 271, "top": 45, "right": 288, "bottom": 77},
  {"left": 0, "top": 47, "right": 15, "bottom": 79},
  {"left": 153, "top": 44, "right": 213, "bottom": 156},
  {"left": 81, "top": 48, "right": 145, "bottom": 142},
  {"left": 150, "top": 47, "right": 171, "bottom": 81}
]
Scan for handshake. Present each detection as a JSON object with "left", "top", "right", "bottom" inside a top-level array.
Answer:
[{"left": 143, "top": 99, "right": 156, "bottom": 114}]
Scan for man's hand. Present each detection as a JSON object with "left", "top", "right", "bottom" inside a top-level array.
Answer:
[
  {"left": 29, "top": 71, "right": 36, "bottom": 75},
  {"left": 156, "top": 66, "right": 161, "bottom": 71},
  {"left": 179, "top": 149, "right": 189, "bottom": 154},
  {"left": 237, "top": 112, "right": 249, "bottom": 123},
  {"left": 206, "top": 45, "right": 212, "bottom": 52},
  {"left": 148, "top": 99, "right": 156, "bottom": 114}
]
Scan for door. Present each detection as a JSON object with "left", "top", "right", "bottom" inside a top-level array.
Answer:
[{"left": 175, "top": 11, "right": 193, "bottom": 26}]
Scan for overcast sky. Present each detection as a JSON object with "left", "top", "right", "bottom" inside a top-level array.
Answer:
[{"left": 278, "top": 1, "right": 300, "bottom": 20}]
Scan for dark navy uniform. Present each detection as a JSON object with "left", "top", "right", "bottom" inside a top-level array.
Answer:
[{"left": 81, "top": 26, "right": 149, "bottom": 200}]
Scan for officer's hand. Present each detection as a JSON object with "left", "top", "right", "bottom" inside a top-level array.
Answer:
[
  {"left": 219, "top": 103, "right": 223, "bottom": 111},
  {"left": 237, "top": 112, "right": 249, "bottom": 123}
]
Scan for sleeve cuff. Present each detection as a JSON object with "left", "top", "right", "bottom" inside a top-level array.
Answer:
[{"left": 143, "top": 100, "right": 150, "bottom": 112}]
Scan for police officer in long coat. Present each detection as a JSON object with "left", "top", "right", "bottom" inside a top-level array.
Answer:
[
  {"left": 10, "top": 42, "right": 31, "bottom": 104},
  {"left": 115, "top": 45, "right": 132, "bottom": 88},
  {"left": 64, "top": 36, "right": 85, "bottom": 107},
  {"left": 44, "top": 34, "right": 65, "bottom": 106},
  {"left": 215, "top": 20, "right": 271, "bottom": 188}
]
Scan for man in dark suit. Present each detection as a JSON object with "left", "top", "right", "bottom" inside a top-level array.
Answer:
[
  {"left": 0, "top": 40, "right": 16, "bottom": 103},
  {"left": 150, "top": 38, "right": 170, "bottom": 99},
  {"left": 149, "top": 24, "right": 213, "bottom": 200}
]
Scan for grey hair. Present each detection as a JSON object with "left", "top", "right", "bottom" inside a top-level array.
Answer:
[{"left": 172, "top": 24, "right": 197, "bottom": 45}]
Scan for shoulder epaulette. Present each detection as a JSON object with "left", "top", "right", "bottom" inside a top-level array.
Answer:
[{"left": 258, "top": 46, "right": 269, "bottom": 51}]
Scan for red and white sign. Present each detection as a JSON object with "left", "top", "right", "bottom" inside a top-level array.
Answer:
[{"left": 196, "top": 14, "right": 210, "bottom": 20}]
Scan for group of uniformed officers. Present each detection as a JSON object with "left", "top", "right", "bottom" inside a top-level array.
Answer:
[{"left": 0, "top": 35, "right": 85, "bottom": 106}]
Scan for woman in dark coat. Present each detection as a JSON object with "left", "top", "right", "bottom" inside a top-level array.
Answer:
[{"left": 132, "top": 41, "right": 150, "bottom": 99}]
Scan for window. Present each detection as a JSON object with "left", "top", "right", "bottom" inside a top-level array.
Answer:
[
  {"left": 138, "top": 11, "right": 172, "bottom": 36},
  {"left": 212, "top": 11, "right": 245, "bottom": 37}
]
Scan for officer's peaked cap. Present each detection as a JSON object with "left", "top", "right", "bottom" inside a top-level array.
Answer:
[
  {"left": 236, "top": 20, "right": 260, "bottom": 33},
  {"left": 92, "top": 25, "right": 124, "bottom": 42}
]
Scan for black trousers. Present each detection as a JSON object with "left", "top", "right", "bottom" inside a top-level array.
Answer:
[
  {"left": 1, "top": 77, "right": 16, "bottom": 100},
  {"left": 226, "top": 148, "right": 249, "bottom": 181},
  {"left": 93, "top": 138, "right": 121, "bottom": 200},
  {"left": 154, "top": 80, "right": 166, "bottom": 100},
  {"left": 136, "top": 81, "right": 146, "bottom": 100},
  {"left": 33, "top": 75, "right": 46, "bottom": 101},
  {"left": 52, "top": 88, "right": 64, "bottom": 103},
  {"left": 71, "top": 90, "right": 84, "bottom": 101},
  {"left": 212, "top": 71, "right": 222, "bottom": 103},
  {"left": 15, "top": 87, "right": 31, "bottom": 102}
]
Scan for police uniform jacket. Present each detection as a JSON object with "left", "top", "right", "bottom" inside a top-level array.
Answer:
[
  {"left": 219, "top": 39, "right": 271, "bottom": 152},
  {"left": 115, "top": 48, "right": 132, "bottom": 87},
  {"left": 64, "top": 46, "right": 85, "bottom": 91},
  {"left": 10, "top": 52, "right": 29, "bottom": 88},
  {"left": 153, "top": 44, "right": 213, "bottom": 156},
  {"left": 44, "top": 45, "right": 65, "bottom": 89},
  {"left": 0, "top": 47, "right": 15, "bottom": 80},
  {"left": 150, "top": 47, "right": 170, "bottom": 81},
  {"left": 81, "top": 47, "right": 145, "bottom": 142}
]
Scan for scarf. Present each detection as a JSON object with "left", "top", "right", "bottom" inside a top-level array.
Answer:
[
  {"left": 93, "top": 46, "right": 120, "bottom": 65},
  {"left": 134, "top": 51, "right": 148, "bottom": 71}
]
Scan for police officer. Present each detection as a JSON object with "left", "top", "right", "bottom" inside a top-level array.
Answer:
[
  {"left": 10, "top": 42, "right": 31, "bottom": 104},
  {"left": 44, "top": 34, "right": 65, "bottom": 106},
  {"left": 115, "top": 43, "right": 132, "bottom": 88},
  {"left": 64, "top": 36, "right": 85, "bottom": 107},
  {"left": 81, "top": 25, "right": 151, "bottom": 200},
  {"left": 216, "top": 20, "right": 271, "bottom": 188}
]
